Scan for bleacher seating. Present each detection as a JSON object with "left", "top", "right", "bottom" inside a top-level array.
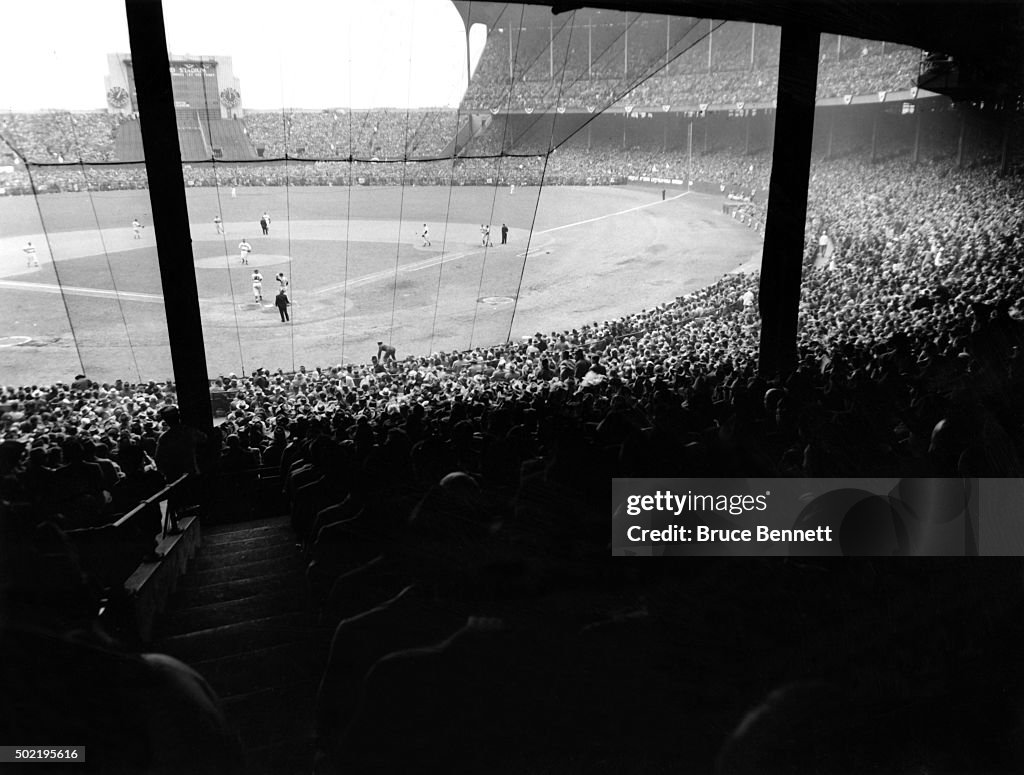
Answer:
[
  {"left": 0, "top": 111, "right": 124, "bottom": 163},
  {"left": 113, "top": 119, "right": 145, "bottom": 163},
  {"left": 207, "top": 118, "right": 258, "bottom": 160}
]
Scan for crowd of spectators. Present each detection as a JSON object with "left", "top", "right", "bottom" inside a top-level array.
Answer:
[
  {"left": 0, "top": 378, "right": 179, "bottom": 528},
  {"left": 241, "top": 110, "right": 459, "bottom": 160},
  {"left": 3, "top": 149, "right": 1022, "bottom": 492},
  {"left": 462, "top": 21, "right": 919, "bottom": 110},
  {"left": 4, "top": 114, "right": 1024, "bottom": 771},
  {"left": 0, "top": 146, "right": 761, "bottom": 193},
  {"left": 0, "top": 112, "right": 125, "bottom": 163}
]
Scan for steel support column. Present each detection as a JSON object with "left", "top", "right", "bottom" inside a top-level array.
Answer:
[
  {"left": 757, "top": 23, "right": 819, "bottom": 377},
  {"left": 125, "top": 0, "right": 212, "bottom": 429}
]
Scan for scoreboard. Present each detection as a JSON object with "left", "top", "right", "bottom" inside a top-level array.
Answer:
[
  {"left": 121, "top": 58, "right": 223, "bottom": 121},
  {"left": 167, "top": 61, "right": 220, "bottom": 121}
]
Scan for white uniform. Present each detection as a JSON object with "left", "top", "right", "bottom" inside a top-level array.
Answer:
[
  {"left": 252, "top": 271, "right": 263, "bottom": 302},
  {"left": 421, "top": 225, "right": 430, "bottom": 246},
  {"left": 239, "top": 240, "right": 252, "bottom": 264},
  {"left": 275, "top": 273, "right": 290, "bottom": 292},
  {"left": 214, "top": 215, "right": 224, "bottom": 235},
  {"left": 132, "top": 219, "right": 142, "bottom": 239},
  {"left": 23, "top": 242, "right": 39, "bottom": 267}
]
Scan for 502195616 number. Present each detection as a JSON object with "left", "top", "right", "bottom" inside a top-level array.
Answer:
[{"left": 0, "top": 747, "right": 85, "bottom": 763}]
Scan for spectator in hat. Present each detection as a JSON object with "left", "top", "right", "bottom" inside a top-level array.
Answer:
[{"left": 154, "top": 406, "right": 204, "bottom": 484}]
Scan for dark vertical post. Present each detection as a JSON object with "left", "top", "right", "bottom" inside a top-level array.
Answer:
[
  {"left": 757, "top": 23, "right": 819, "bottom": 378},
  {"left": 125, "top": 0, "right": 212, "bottom": 430}
]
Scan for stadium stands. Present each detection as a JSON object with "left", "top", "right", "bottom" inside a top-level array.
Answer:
[
  {"left": 207, "top": 118, "right": 259, "bottom": 160},
  {"left": 0, "top": 111, "right": 125, "bottom": 163},
  {"left": 112, "top": 117, "right": 146, "bottom": 163},
  {"left": 4, "top": 12, "right": 1024, "bottom": 773},
  {"left": 4, "top": 147, "right": 1023, "bottom": 476},
  {"left": 461, "top": 21, "right": 918, "bottom": 110}
]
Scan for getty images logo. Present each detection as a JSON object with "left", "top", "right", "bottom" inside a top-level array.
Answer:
[{"left": 625, "top": 490, "right": 770, "bottom": 518}]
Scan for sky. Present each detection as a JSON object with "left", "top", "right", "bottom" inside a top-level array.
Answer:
[{"left": 0, "top": 0, "right": 486, "bottom": 110}]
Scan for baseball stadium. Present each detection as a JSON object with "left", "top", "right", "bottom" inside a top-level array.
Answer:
[{"left": 3, "top": 1, "right": 1024, "bottom": 773}]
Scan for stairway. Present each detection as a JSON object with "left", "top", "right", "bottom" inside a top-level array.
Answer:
[{"left": 151, "top": 516, "right": 328, "bottom": 775}]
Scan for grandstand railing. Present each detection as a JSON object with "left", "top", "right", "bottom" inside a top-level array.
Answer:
[
  {"left": 91, "top": 474, "right": 200, "bottom": 643},
  {"left": 114, "top": 473, "right": 190, "bottom": 536}
]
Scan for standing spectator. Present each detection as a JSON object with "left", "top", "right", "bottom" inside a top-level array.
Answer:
[
  {"left": 154, "top": 405, "right": 206, "bottom": 532},
  {"left": 741, "top": 288, "right": 756, "bottom": 319},
  {"left": 501, "top": 224, "right": 509, "bottom": 245},
  {"left": 154, "top": 406, "right": 204, "bottom": 483}
]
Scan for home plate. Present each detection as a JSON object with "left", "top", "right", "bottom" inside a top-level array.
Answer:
[{"left": 195, "top": 254, "right": 293, "bottom": 270}]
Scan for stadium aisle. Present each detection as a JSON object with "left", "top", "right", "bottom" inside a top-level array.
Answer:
[{"left": 151, "top": 516, "right": 330, "bottom": 775}]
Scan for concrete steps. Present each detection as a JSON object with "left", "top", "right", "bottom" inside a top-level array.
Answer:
[{"left": 151, "top": 515, "right": 327, "bottom": 775}]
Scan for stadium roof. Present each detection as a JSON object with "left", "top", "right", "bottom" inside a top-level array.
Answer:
[{"left": 453, "top": 0, "right": 1024, "bottom": 89}]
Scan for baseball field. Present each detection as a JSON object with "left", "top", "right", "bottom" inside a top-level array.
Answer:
[{"left": 0, "top": 183, "right": 763, "bottom": 383}]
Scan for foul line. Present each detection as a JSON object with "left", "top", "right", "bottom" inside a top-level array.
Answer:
[
  {"left": 0, "top": 279, "right": 164, "bottom": 303},
  {"left": 536, "top": 191, "right": 689, "bottom": 235}
]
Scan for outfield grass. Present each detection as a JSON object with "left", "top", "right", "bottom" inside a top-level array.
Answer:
[{"left": 0, "top": 184, "right": 762, "bottom": 383}]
